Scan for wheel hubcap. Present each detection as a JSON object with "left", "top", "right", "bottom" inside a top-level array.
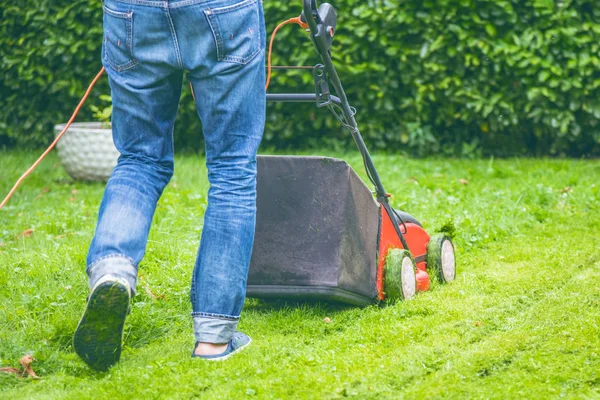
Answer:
[
  {"left": 441, "top": 240, "right": 456, "bottom": 282},
  {"left": 401, "top": 256, "right": 416, "bottom": 299}
]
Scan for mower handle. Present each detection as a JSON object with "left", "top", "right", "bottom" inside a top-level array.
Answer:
[
  {"left": 299, "top": 0, "right": 410, "bottom": 251},
  {"left": 303, "top": 0, "right": 318, "bottom": 15},
  {"left": 302, "top": 0, "right": 320, "bottom": 32}
]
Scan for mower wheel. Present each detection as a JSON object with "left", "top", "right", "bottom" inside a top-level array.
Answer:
[
  {"left": 427, "top": 234, "right": 456, "bottom": 283},
  {"left": 384, "top": 249, "right": 417, "bottom": 301}
]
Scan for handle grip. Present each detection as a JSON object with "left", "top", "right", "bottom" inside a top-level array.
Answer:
[
  {"left": 301, "top": 0, "right": 337, "bottom": 53},
  {"left": 302, "top": 0, "right": 320, "bottom": 32},
  {"left": 303, "top": 0, "right": 318, "bottom": 15}
]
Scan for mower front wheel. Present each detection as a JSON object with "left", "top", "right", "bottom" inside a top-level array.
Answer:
[
  {"left": 427, "top": 234, "right": 456, "bottom": 283},
  {"left": 384, "top": 249, "right": 417, "bottom": 301}
]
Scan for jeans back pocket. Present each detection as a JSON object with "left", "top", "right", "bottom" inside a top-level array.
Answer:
[
  {"left": 103, "top": 5, "right": 138, "bottom": 72},
  {"left": 205, "top": 0, "right": 261, "bottom": 65}
]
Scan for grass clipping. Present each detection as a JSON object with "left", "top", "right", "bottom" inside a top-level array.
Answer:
[{"left": 436, "top": 219, "right": 456, "bottom": 239}]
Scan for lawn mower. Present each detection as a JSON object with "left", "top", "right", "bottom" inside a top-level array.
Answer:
[{"left": 246, "top": 0, "right": 457, "bottom": 305}]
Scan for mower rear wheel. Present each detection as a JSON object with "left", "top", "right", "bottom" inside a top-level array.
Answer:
[
  {"left": 427, "top": 234, "right": 456, "bottom": 283},
  {"left": 384, "top": 249, "right": 417, "bottom": 301}
]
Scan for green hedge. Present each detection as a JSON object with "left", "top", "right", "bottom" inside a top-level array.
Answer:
[{"left": 2, "top": 0, "right": 599, "bottom": 156}]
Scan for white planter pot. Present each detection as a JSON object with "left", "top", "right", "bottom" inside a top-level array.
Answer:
[{"left": 54, "top": 122, "right": 119, "bottom": 182}]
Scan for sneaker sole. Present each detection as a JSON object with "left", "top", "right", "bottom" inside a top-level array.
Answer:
[
  {"left": 194, "top": 338, "right": 252, "bottom": 362},
  {"left": 73, "top": 280, "right": 129, "bottom": 371}
]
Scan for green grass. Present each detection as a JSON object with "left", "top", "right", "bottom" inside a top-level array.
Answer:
[{"left": 1, "top": 150, "right": 599, "bottom": 399}]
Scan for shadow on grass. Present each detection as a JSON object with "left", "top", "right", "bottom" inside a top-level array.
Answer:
[{"left": 243, "top": 297, "right": 360, "bottom": 315}]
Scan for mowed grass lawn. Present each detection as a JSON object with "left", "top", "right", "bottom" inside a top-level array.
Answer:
[{"left": 0, "top": 150, "right": 599, "bottom": 399}]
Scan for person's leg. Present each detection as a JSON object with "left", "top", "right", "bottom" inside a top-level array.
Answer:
[
  {"left": 85, "top": 64, "right": 182, "bottom": 293},
  {"left": 74, "top": 0, "right": 183, "bottom": 370},
  {"left": 171, "top": 0, "right": 266, "bottom": 356}
]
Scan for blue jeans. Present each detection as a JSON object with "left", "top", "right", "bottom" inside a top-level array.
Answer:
[{"left": 87, "top": 0, "right": 266, "bottom": 343}]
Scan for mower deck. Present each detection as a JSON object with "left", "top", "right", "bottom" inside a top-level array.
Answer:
[{"left": 247, "top": 156, "right": 380, "bottom": 305}]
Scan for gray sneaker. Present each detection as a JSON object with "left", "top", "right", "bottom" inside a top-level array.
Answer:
[
  {"left": 192, "top": 332, "right": 252, "bottom": 361},
  {"left": 73, "top": 275, "right": 131, "bottom": 371}
]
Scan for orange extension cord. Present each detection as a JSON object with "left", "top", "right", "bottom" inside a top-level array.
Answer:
[
  {"left": 191, "top": 16, "right": 306, "bottom": 98},
  {"left": 0, "top": 67, "right": 106, "bottom": 210},
  {"left": 265, "top": 16, "right": 307, "bottom": 90},
  {"left": 1, "top": 16, "right": 307, "bottom": 211}
]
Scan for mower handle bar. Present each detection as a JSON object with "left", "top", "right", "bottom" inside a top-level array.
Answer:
[
  {"left": 303, "top": 0, "right": 318, "bottom": 15},
  {"left": 300, "top": 0, "right": 411, "bottom": 250},
  {"left": 266, "top": 93, "right": 341, "bottom": 105},
  {"left": 303, "top": 0, "right": 320, "bottom": 32}
]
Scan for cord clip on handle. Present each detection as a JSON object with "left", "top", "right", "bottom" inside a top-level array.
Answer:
[{"left": 303, "top": 2, "right": 337, "bottom": 52}]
